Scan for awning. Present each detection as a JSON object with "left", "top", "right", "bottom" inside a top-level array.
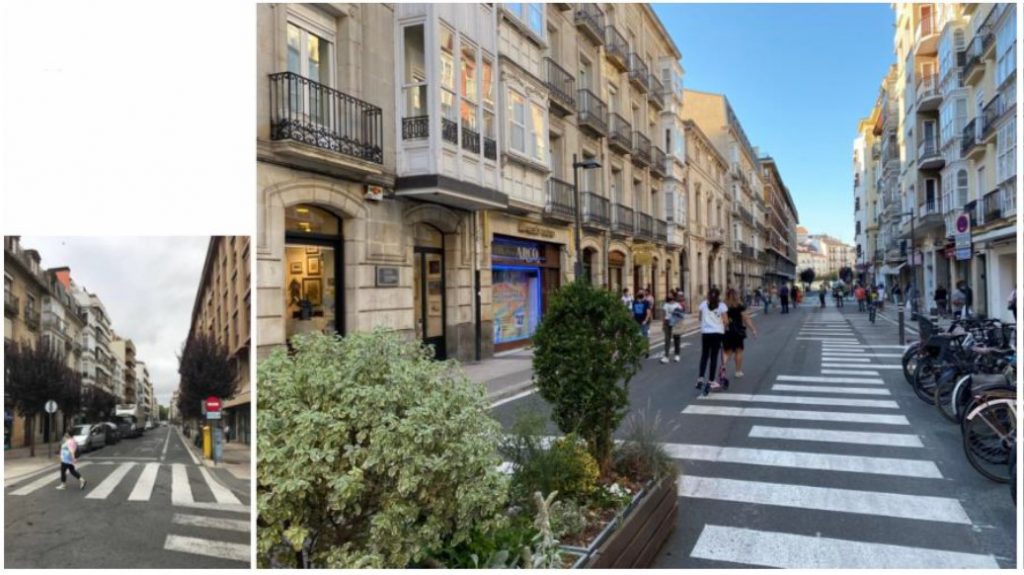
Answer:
[{"left": 879, "top": 263, "right": 906, "bottom": 275}]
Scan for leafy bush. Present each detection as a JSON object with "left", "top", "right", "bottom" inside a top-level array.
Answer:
[
  {"left": 501, "top": 413, "right": 598, "bottom": 506},
  {"left": 548, "top": 499, "right": 588, "bottom": 540},
  {"left": 257, "top": 330, "right": 508, "bottom": 568},
  {"left": 421, "top": 512, "right": 536, "bottom": 568},
  {"left": 614, "top": 407, "right": 680, "bottom": 483},
  {"left": 532, "top": 281, "right": 647, "bottom": 472}
]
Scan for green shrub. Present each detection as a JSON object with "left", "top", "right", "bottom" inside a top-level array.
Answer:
[
  {"left": 501, "top": 413, "right": 598, "bottom": 505},
  {"left": 256, "top": 330, "right": 508, "bottom": 568},
  {"left": 532, "top": 281, "right": 647, "bottom": 473},
  {"left": 548, "top": 498, "right": 588, "bottom": 540},
  {"left": 614, "top": 407, "right": 680, "bottom": 483}
]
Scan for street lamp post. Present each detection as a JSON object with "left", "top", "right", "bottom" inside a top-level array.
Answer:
[{"left": 572, "top": 153, "right": 602, "bottom": 282}]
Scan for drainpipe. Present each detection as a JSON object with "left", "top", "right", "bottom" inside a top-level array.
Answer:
[{"left": 473, "top": 211, "right": 481, "bottom": 362}]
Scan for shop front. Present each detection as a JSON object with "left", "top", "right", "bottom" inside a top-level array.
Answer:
[
  {"left": 283, "top": 204, "right": 343, "bottom": 340},
  {"left": 608, "top": 250, "right": 626, "bottom": 294},
  {"left": 491, "top": 235, "right": 562, "bottom": 352}
]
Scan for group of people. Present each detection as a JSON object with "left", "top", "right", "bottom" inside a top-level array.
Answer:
[
  {"left": 622, "top": 284, "right": 758, "bottom": 394},
  {"left": 753, "top": 283, "right": 801, "bottom": 314}
]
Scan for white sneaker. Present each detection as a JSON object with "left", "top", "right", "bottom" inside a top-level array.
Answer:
[
  {"left": 673, "top": 355, "right": 681, "bottom": 363},
  {"left": 660, "top": 356, "right": 670, "bottom": 364},
  {"left": 56, "top": 484, "right": 66, "bottom": 490},
  {"left": 736, "top": 371, "right": 744, "bottom": 378}
]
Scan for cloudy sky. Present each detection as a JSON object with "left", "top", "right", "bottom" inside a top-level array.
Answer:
[{"left": 21, "top": 236, "right": 211, "bottom": 407}]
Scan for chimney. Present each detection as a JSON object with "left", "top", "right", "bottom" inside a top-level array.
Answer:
[{"left": 52, "top": 267, "right": 73, "bottom": 289}]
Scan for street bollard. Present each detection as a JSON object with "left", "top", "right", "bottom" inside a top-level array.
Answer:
[
  {"left": 898, "top": 305, "right": 905, "bottom": 346},
  {"left": 202, "top": 425, "right": 212, "bottom": 459}
]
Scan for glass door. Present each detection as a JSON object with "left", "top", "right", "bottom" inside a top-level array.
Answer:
[
  {"left": 414, "top": 248, "right": 446, "bottom": 359},
  {"left": 287, "top": 23, "right": 331, "bottom": 127}
]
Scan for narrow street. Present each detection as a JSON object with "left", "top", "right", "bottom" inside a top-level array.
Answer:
[
  {"left": 491, "top": 297, "right": 1016, "bottom": 569},
  {"left": 5, "top": 424, "right": 250, "bottom": 568}
]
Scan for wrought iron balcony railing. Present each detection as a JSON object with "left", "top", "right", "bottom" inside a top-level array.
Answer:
[
  {"left": 650, "top": 146, "right": 667, "bottom": 177},
  {"left": 608, "top": 113, "right": 632, "bottom": 153},
  {"left": 24, "top": 307, "right": 40, "bottom": 330},
  {"left": 981, "top": 96, "right": 1001, "bottom": 140},
  {"left": 577, "top": 89, "right": 608, "bottom": 136},
  {"left": 627, "top": 53, "right": 649, "bottom": 92},
  {"left": 961, "top": 29, "right": 993, "bottom": 81},
  {"left": 402, "top": 115, "right": 429, "bottom": 140},
  {"left": 441, "top": 118, "right": 458, "bottom": 145},
  {"left": 604, "top": 26, "right": 629, "bottom": 70},
  {"left": 648, "top": 74, "right": 665, "bottom": 109},
  {"left": 545, "top": 177, "right": 576, "bottom": 222},
  {"left": 581, "top": 192, "right": 611, "bottom": 227},
  {"left": 635, "top": 212, "right": 654, "bottom": 240},
  {"left": 4, "top": 292, "right": 19, "bottom": 317},
  {"left": 461, "top": 126, "right": 480, "bottom": 153},
  {"left": 655, "top": 219, "right": 668, "bottom": 243},
  {"left": 982, "top": 189, "right": 1004, "bottom": 223},
  {"left": 631, "top": 131, "right": 651, "bottom": 166},
  {"left": 544, "top": 58, "right": 576, "bottom": 112},
  {"left": 613, "top": 203, "right": 634, "bottom": 235},
  {"left": 961, "top": 119, "right": 978, "bottom": 155},
  {"left": 268, "top": 72, "right": 384, "bottom": 164},
  {"left": 484, "top": 137, "right": 497, "bottom": 160},
  {"left": 574, "top": 3, "right": 605, "bottom": 45}
]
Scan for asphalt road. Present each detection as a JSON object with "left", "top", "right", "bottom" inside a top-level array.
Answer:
[
  {"left": 5, "top": 424, "right": 250, "bottom": 568},
  {"left": 491, "top": 296, "right": 1017, "bottom": 569}
]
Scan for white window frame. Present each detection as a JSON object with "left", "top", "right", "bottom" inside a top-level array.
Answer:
[
  {"left": 400, "top": 23, "right": 428, "bottom": 122},
  {"left": 505, "top": 3, "right": 546, "bottom": 42},
  {"left": 996, "top": 116, "right": 1016, "bottom": 183},
  {"left": 506, "top": 88, "right": 527, "bottom": 155}
]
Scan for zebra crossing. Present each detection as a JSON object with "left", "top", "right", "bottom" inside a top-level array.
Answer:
[
  {"left": 6, "top": 459, "right": 250, "bottom": 565},
  {"left": 671, "top": 310, "right": 1002, "bottom": 568}
]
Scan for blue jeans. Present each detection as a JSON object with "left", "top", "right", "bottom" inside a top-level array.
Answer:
[{"left": 639, "top": 322, "right": 650, "bottom": 338}]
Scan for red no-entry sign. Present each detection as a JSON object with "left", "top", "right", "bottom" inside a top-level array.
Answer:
[{"left": 205, "top": 396, "right": 222, "bottom": 413}]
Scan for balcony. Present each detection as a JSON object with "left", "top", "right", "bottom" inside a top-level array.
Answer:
[
  {"left": 739, "top": 206, "right": 754, "bottom": 225},
  {"left": 607, "top": 113, "right": 632, "bottom": 154},
  {"left": 635, "top": 212, "right": 654, "bottom": 241},
  {"left": 647, "top": 74, "right": 665, "bottom": 110},
  {"left": 484, "top": 136, "right": 497, "bottom": 161},
  {"left": 917, "top": 199, "right": 944, "bottom": 232},
  {"left": 961, "top": 119, "right": 981, "bottom": 158},
  {"left": 982, "top": 189, "right": 1005, "bottom": 224},
  {"left": 612, "top": 203, "right": 634, "bottom": 236},
  {"left": 402, "top": 116, "right": 428, "bottom": 140},
  {"left": 581, "top": 192, "right": 611, "bottom": 229},
  {"left": 42, "top": 312, "right": 68, "bottom": 336},
  {"left": 631, "top": 131, "right": 651, "bottom": 167},
  {"left": 544, "top": 177, "right": 576, "bottom": 223},
  {"left": 916, "top": 137, "right": 943, "bottom": 170},
  {"left": 655, "top": 219, "right": 668, "bottom": 244},
  {"left": 461, "top": 126, "right": 480, "bottom": 154},
  {"left": 603, "top": 26, "right": 629, "bottom": 71},
  {"left": 706, "top": 227, "right": 725, "bottom": 246},
  {"left": 24, "top": 307, "right": 40, "bottom": 331},
  {"left": 577, "top": 89, "right": 608, "bottom": 138},
  {"left": 980, "top": 96, "right": 1001, "bottom": 143},
  {"left": 268, "top": 71, "right": 384, "bottom": 165},
  {"left": 441, "top": 118, "right": 458, "bottom": 145},
  {"left": 914, "top": 14, "right": 938, "bottom": 54},
  {"left": 915, "top": 73, "right": 941, "bottom": 111},
  {"left": 627, "top": 53, "right": 649, "bottom": 93},
  {"left": 4, "top": 292, "right": 19, "bottom": 318},
  {"left": 961, "top": 30, "right": 993, "bottom": 86},
  {"left": 741, "top": 243, "right": 755, "bottom": 259},
  {"left": 544, "top": 58, "right": 576, "bottom": 116},
  {"left": 574, "top": 3, "right": 605, "bottom": 45},
  {"left": 650, "top": 147, "right": 668, "bottom": 178}
]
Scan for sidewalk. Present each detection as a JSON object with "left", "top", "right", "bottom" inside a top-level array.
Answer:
[
  {"left": 178, "top": 426, "right": 251, "bottom": 481},
  {"left": 464, "top": 316, "right": 699, "bottom": 404},
  {"left": 4, "top": 447, "right": 61, "bottom": 485}
]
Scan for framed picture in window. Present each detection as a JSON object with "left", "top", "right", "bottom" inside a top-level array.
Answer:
[
  {"left": 307, "top": 257, "right": 321, "bottom": 276},
  {"left": 302, "top": 278, "right": 322, "bottom": 306},
  {"left": 290, "top": 262, "right": 302, "bottom": 274},
  {"left": 305, "top": 246, "right": 319, "bottom": 255}
]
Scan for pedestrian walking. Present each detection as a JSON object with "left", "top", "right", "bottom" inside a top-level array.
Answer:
[
  {"left": 695, "top": 287, "right": 729, "bottom": 393},
  {"left": 722, "top": 288, "right": 757, "bottom": 379},
  {"left": 951, "top": 284, "right": 966, "bottom": 319},
  {"left": 57, "top": 431, "right": 86, "bottom": 491},
  {"left": 792, "top": 284, "right": 801, "bottom": 308},
  {"left": 934, "top": 285, "right": 948, "bottom": 317},
  {"left": 855, "top": 284, "right": 866, "bottom": 311},
  {"left": 819, "top": 283, "right": 827, "bottom": 307},
  {"left": 660, "top": 292, "right": 685, "bottom": 364},
  {"left": 877, "top": 284, "right": 886, "bottom": 311},
  {"left": 779, "top": 284, "right": 790, "bottom": 314},
  {"left": 631, "top": 288, "right": 653, "bottom": 358},
  {"left": 961, "top": 281, "right": 974, "bottom": 318},
  {"left": 621, "top": 288, "right": 633, "bottom": 308}
]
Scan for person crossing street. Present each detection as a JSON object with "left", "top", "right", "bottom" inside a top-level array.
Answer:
[
  {"left": 660, "top": 292, "right": 686, "bottom": 364},
  {"left": 632, "top": 288, "right": 653, "bottom": 358},
  {"left": 57, "top": 431, "right": 86, "bottom": 491},
  {"left": 695, "top": 287, "right": 729, "bottom": 393}
]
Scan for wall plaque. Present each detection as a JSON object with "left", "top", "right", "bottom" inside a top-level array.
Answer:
[{"left": 375, "top": 266, "right": 400, "bottom": 287}]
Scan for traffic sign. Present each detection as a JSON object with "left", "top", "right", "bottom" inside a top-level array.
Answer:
[
  {"left": 205, "top": 396, "right": 222, "bottom": 413},
  {"left": 44, "top": 400, "right": 57, "bottom": 414}
]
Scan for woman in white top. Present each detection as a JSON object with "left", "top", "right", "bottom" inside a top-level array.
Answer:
[
  {"left": 660, "top": 292, "right": 685, "bottom": 364},
  {"left": 696, "top": 287, "right": 730, "bottom": 393}
]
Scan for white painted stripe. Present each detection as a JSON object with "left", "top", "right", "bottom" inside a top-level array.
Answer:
[
  {"left": 9, "top": 462, "right": 93, "bottom": 495},
  {"left": 797, "top": 338, "right": 859, "bottom": 343},
  {"left": 161, "top": 427, "right": 172, "bottom": 461},
  {"left": 777, "top": 374, "right": 884, "bottom": 385},
  {"left": 689, "top": 525, "right": 998, "bottom": 569},
  {"left": 772, "top": 384, "right": 889, "bottom": 395},
  {"left": 198, "top": 466, "right": 242, "bottom": 505},
  {"left": 171, "top": 463, "right": 194, "bottom": 506},
  {"left": 697, "top": 393, "right": 897, "bottom": 409},
  {"left": 163, "top": 535, "right": 250, "bottom": 564},
  {"left": 821, "top": 369, "right": 881, "bottom": 376},
  {"left": 664, "top": 443, "right": 939, "bottom": 477},
  {"left": 128, "top": 462, "right": 161, "bottom": 501},
  {"left": 679, "top": 476, "right": 970, "bottom": 524},
  {"left": 489, "top": 386, "right": 537, "bottom": 408},
  {"left": 175, "top": 425, "right": 200, "bottom": 465},
  {"left": 682, "top": 405, "right": 908, "bottom": 425},
  {"left": 172, "top": 513, "right": 250, "bottom": 533},
  {"left": 821, "top": 356, "right": 873, "bottom": 362},
  {"left": 823, "top": 363, "right": 901, "bottom": 370},
  {"left": 748, "top": 425, "right": 922, "bottom": 447},
  {"left": 174, "top": 501, "right": 250, "bottom": 514},
  {"left": 85, "top": 462, "right": 136, "bottom": 500},
  {"left": 821, "top": 352, "right": 904, "bottom": 358}
]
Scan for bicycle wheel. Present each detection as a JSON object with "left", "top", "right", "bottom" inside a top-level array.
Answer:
[
  {"left": 962, "top": 397, "right": 1016, "bottom": 483},
  {"left": 1010, "top": 444, "right": 1017, "bottom": 504},
  {"left": 912, "top": 356, "right": 941, "bottom": 405},
  {"left": 902, "top": 342, "right": 921, "bottom": 384},
  {"left": 933, "top": 368, "right": 963, "bottom": 422}
]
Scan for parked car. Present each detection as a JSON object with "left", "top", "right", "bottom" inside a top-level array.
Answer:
[
  {"left": 70, "top": 424, "right": 106, "bottom": 453},
  {"left": 101, "top": 422, "right": 121, "bottom": 444},
  {"left": 144, "top": 420, "right": 154, "bottom": 431}
]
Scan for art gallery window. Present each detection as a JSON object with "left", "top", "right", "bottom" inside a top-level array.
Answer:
[
  {"left": 491, "top": 235, "right": 561, "bottom": 352},
  {"left": 284, "top": 204, "right": 342, "bottom": 341}
]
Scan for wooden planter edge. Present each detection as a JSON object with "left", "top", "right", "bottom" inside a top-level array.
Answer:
[{"left": 580, "top": 474, "right": 678, "bottom": 569}]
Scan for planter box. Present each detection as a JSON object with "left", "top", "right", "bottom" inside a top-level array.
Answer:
[{"left": 575, "top": 475, "right": 678, "bottom": 569}]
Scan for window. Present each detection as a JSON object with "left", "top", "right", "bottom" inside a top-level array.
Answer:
[
  {"left": 401, "top": 25, "right": 427, "bottom": 118},
  {"left": 482, "top": 55, "right": 496, "bottom": 158},
  {"left": 529, "top": 101, "right": 545, "bottom": 162},
  {"left": 996, "top": 8, "right": 1017, "bottom": 86},
  {"left": 440, "top": 27, "right": 457, "bottom": 121},
  {"left": 460, "top": 42, "right": 478, "bottom": 130},
  {"left": 957, "top": 169, "right": 968, "bottom": 206},
  {"left": 612, "top": 169, "right": 623, "bottom": 203},
  {"left": 508, "top": 90, "right": 526, "bottom": 153},
  {"left": 976, "top": 166, "right": 986, "bottom": 201},
  {"left": 997, "top": 117, "right": 1016, "bottom": 183},
  {"left": 287, "top": 23, "right": 329, "bottom": 84},
  {"left": 506, "top": 4, "right": 545, "bottom": 40}
]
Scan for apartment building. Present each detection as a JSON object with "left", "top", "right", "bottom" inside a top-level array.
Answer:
[
  {"left": 109, "top": 336, "right": 137, "bottom": 405},
  {"left": 680, "top": 118, "right": 729, "bottom": 299},
  {"left": 135, "top": 361, "right": 152, "bottom": 424},
  {"left": 187, "top": 236, "right": 251, "bottom": 444},
  {"left": 760, "top": 157, "right": 799, "bottom": 288},
  {"left": 860, "top": 3, "right": 1015, "bottom": 318},
  {"left": 853, "top": 108, "right": 882, "bottom": 283}
]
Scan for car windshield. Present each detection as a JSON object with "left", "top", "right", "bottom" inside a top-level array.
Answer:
[{"left": 71, "top": 425, "right": 89, "bottom": 435}]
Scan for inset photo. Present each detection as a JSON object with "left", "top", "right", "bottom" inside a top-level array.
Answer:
[{"left": 4, "top": 236, "right": 251, "bottom": 568}]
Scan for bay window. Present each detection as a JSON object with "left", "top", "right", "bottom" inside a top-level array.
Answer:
[
  {"left": 996, "top": 9, "right": 1016, "bottom": 87},
  {"left": 505, "top": 4, "right": 545, "bottom": 40},
  {"left": 529, "top": 102, "right": 546, "bottom": 163},
  {"left": 440, "top": 28, "right": 457, "bottom": 122},
  {"left": 460, "top": 42, "right": 478, "bottom": 130},
  {"left": 508, "top": 90, "right": 526, "bottom": 153},
  {"left": 996, "top": 117, "right": 1016, "bottom": 183},
  {"left": 505, "top": 88, "right": 547, "bottom": 165},
  {"left": 401, "top": 24, "right": 427, "bottom": 135},
  {"left": 482, "top": 55, "right": 496, "bottom": 159}
]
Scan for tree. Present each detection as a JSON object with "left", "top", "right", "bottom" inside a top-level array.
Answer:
[
  {"left": 257, "top": 330, "right": 508, "bottom": 568},
  {"left": 80, "top": 385, "right": 116, "bottom": 423},
  {"left": 799, "top": 268, "right": 816, "bottom": 291},
  {"left": 176, "top": 333, "right": 237, "bottom": 421},
  {"left": 839, "top": 266, "right": 854, "bottom": 284},
  {"left": 5, "top": 341, "right": 82, "bottom": 456},
  {"left": 159, "top": 405, "right": 169, "bottom": 421},
  {"left": 531, "top": 281, "right": 647, "bottom": 474}
]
